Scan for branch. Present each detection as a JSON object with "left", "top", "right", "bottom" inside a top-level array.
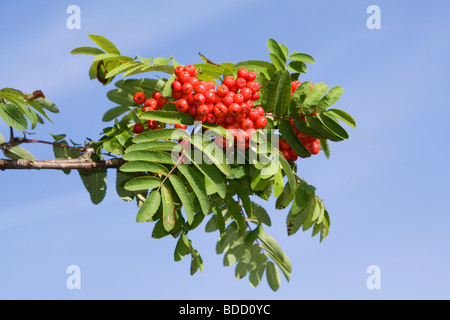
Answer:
[{"left": 0, "top": 157, "right": 125, "bottom": 170}]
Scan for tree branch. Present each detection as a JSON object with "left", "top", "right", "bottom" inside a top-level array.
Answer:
[{"left": 0, "top": 157, "right": 125, "bottom": 170}]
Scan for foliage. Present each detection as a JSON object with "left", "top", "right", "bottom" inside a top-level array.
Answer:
[{"left": 0, "top": 35, "right": 355, "bottom": 292}]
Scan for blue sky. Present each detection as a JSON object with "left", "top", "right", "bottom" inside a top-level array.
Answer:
[{"left": 1, "top": 0, "right": 450, "bottom": 299}]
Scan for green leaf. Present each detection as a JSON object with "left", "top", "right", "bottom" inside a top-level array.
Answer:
[
  {"left": 119, "top": 161, "right": 169, "bottom": 175},
  {"left": 234, "top": 60, "right": 276, "bottom": 78},
  {"left": 302, "top": 82, "right": 329, "bottom": 115},
  {"left": 288, "top": 52, "right": 315, "bottom": 64},
  {"left": 266, "top": 261, "right": 281, "bottom": 292},
  {"left": 251, "top": 202, "right": 271, "bottom": 226},
  {"left": 88, "top": 34, "right": 120, "bottom": 54},
  {"left": 305, "top": 115, "right": 343, "bottom": 142},
  {"left": 125, "top": 141, "right": 178, "bottom": 153},
  {"left": 290, "top": 180, "right": 316, "bottom": 216},
  {"left": 161, "top": 184, "right": 176, "bottom": 232},
  {"left": 174, "top": 233, "right": 190, "bottom": 262},
  {"left": 177, "top": 164, "right": 210, "bottom": 215},
  {"left": 286, "top": 61, "right": 307, "bottom": 74},
  {"left": 122, "top": 151, "right": 175, "bottom": 164},
  {"left": 317, "top": 86, "right": 344, "bottom": 112},
  {"left": 3, "top": 146, "right": 36, "bottom": 160},
  {"left": 78, "top": 168, "right": 107, "bottom": 205},
  {"left": 249, "top": 254, "right": 268, "bottom": 287},
  {"left": 276, "top": 150, "right": 296, "bottom": 191},
  {"left": 326, "top": 109, "right": 356, "bottom": 129},
  {"left": 123, "top": 176, "right": 161, "bottom": 192},
  {"left": 216, "top": 222, "right": 242, "bottom": 254},
  {"left": 105, "top": 62, "right": 138, "bottom": 79},
  {"left": 320, "top": 139, "right": 330, "bottom": 159},
  {"left": 136, "top": 189, "right": 161, "bottom": 223},
  {"left": 278, "top": 119, "right": 311, "bottom": 158},
  {"left": 229, "top": 180, "right": 253, "bottom": 218},
  {"left": 259, "top": 232, "right": 292, "bottom": 281},
  {"left": 286, "top": 192, "right": 316, "bottom": 236},
  {"left": 224, "top": 193, "right": 245, "bottom": 230},
  {"left": 115, "top": 170, "right": 136, "bottom": 202},
  {"left": 132, "top": 128, "right": 189, "bottom": 143},
  {"left": 103, "top": 137, "right": 123, "bottom": 155},
  {"left": 274, "top": 70, "right": 291, "bottom": 118},
  {"left": 275, "top": 181, "right": 295, "bottom": 210},
  {"left": 70, "top": 46, "right": 106, "bottom": 55},
  {"left": 93, "top": 54, "right": 134, "bottom": 63},
  {"left": 293, "top": 117, "right": 324, "bottom": 139},
  {"left": 140, "top": 110, "right": 195, "bottom": 126},
  {"left": 267, "top": 38, "right": 287, "bottom": 65},
  {"left": 273, "top": 170, "right": 284, "bottom": 198},
  {"left": 34, "top": 97, "right": 59, "bottom": 114},
  {"left": 0, "top": 103, "right": 27, "bottom": 130},
  {"left": 269, "top": 53, "right": 285, "bottom": 71},
  {"left": 261, "top": 70, "right": 281, "bottom": 113},
  {"left": 316, "top": 113, "right": 349, "bottom": 140},
  {"left": 106, "top": 88, "right": 134, "bottom": 106},
  {"left": 162, "top": 74, "right": 176, "bottom": 98},
  {"left": 245, "top": 224, "right": 264, "bottom": 245},
  {"left": 168, "top": 174, "right": 195, "bottom": 225}
]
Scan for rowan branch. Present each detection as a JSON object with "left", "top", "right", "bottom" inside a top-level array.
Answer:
[{"left": 0, "top": 157, "right": 125, "bottom": 170}]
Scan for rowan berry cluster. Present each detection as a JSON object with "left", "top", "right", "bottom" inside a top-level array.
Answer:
[
  {"left": 132, "top": 91, "right": 170, "bottom": 134},
  {"left": 277, "top": 80, "right": 321, "bottom": 160}
]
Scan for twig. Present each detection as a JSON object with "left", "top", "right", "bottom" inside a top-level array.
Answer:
[{"left": 198, "top": 52, "right": 220, "bottom": 67}]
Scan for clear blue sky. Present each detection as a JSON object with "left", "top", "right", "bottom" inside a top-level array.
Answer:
[{"left": 1, "top": 0, "right": 449, "bottom": 299}]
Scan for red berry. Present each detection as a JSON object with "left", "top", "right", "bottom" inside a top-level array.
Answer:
[
  {"left": 133, "top": 92, "right": 146, "bottom": 105},
  {"left": 247, "top": 71, "right": 257, "bottom": 81},
  {"left": 281, "top": 149, "right": 291, "bottom": 161},
  {"left": 224, "top": 115, "right": 235, "bottom": 125},
  {"left": 174, "top": 66, "right": 185, "bottom": 76},
  {"left": 279, "top": 137, "right": 291, "bottom": 150},
  {"left": 233, "top": 93, "right": 244, "bottom": 105},
  {"left": 147, "top": 120, "right": 159, "bottom": 130},
  {"left": 152, "top": 92, "right": 162, "bottom": 100},
  {"left": 222, "top": 94, "right": 234, "bottom": 106},
  {"left": 188, "top": 77, "right": 199, "bottom": 87},
  {"left": 241, "top": 119, "right": 254, "bottom": 131},
  {"left": 251, "top": 92, "right": 260, "bottom": 101},
  {"left": 248, "top": 108, "right": 260, "bottom": 122},
  {"left": 215, "top": 116, "right": 225, "bottom": 124},
  {"left": 206, "top": 81, "right": 215, "bottom": 91},
  {"left": 237, "top": 68, "right": 249, "bottom": 79},
  {"left": 144, "top": 98, "right": 158, "bottom": 109},
  {"left": 143, "top": 106, "right": 154, "bottom": 112},
  {"left": 223, "top": 75, "right": 236, "bottom": 88},
  {"left": 254, "top": 106, "right": 265, "bottom": 116},
  {"left": 308, "top": 141, "right": 321, "bottom": 155},
  {"left": 181, "top": 82, "right": 194, "bottom": 95},
  {"left": 193, "top": 93, "right": 206, "bottom": 106},
  {"left": 194, "top": 84, "right": 208, "bottom": 95},
  {"left": 206, "top": 113, "right": 217, "bottom": 124},
  {"left": 234, "top": 113, "right": 246, "bottom": 122},
  {"left": 171, "top": 80, "right": 182, "bottom": 92},
  {"left": 216, "top": 84, "right": 229, "bottom": 97},
  {"left": 185, "top": 64, "right": 197, "bottom": 76},
  {"left": 240, "top": 87, "right": 253, "bottom": 101},
  {"left": 196, "top": 105, "right": 209, "bottom": 117},
  {"left": 133, "top": 123, "right": 144, "bottom": 134},
  {"left": 255, "top": 116, "right": 268, "bottom": 129},
  {"left": 179, "top": 71, "right": 191, "bottom": 83},
  {"left": 204, "top": 91, "right": 216, "bottom": 103},
  {"left": 227, "top": 103, "right": 242, "bottom": 116},
  {"left": 214, "top": 103, "right": 228, "bottom": 118},
  {"left": 246, "top": 81, "right": 261, "bottom": 93},
  {"left": 175, "top": 99, "right": 189, "bottom": 113},
  {"left": 175, "top": 124, "right": 188, "bottom": 129},
  {"left": 235, "top": 78, "right": 246, "bottom": 89},
  {"left": 291, "top": 80, "right": 302, "bottom": 93},
  {"left": 188, "top": 105, "right": 198, "bottom": 116},
  {"left": 157, "top": 96, "right": 169, "bottom": 108}
]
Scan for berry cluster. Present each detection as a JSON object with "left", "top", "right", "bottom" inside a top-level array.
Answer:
[
  {"left": 170, "top": 65, "right": 268, "bottom": 132},
  {"left": 132, "top": 91, "right": 170, "bottom": 134},
  {"left": 277, "top": 80, "right": 321, "bottom": 160}
]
